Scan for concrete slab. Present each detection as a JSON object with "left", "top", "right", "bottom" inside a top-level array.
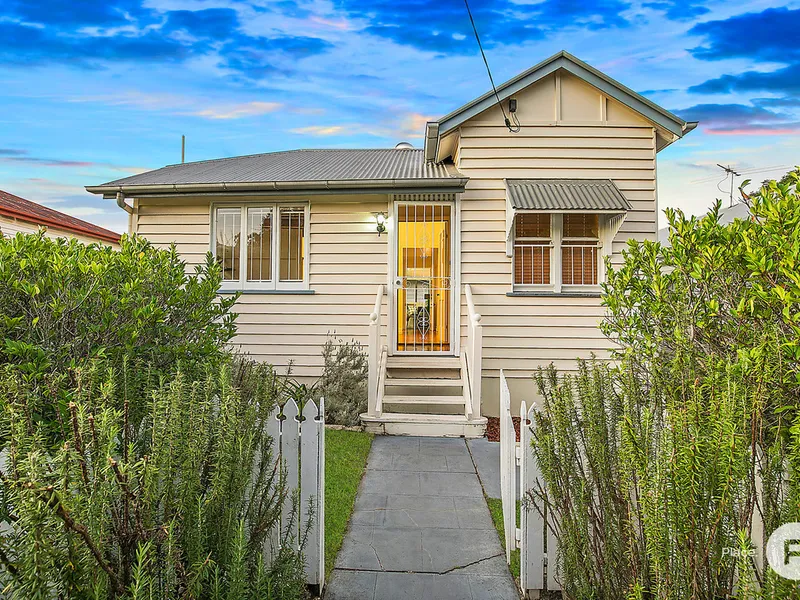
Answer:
[
  {"left": 326, "top": 436, "right": 518, "bottom": 600},
  {"left": 467, "top": 438, "right": 520, "bottom": 500}
]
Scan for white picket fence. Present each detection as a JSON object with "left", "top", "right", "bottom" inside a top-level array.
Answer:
[
  {"left": 266, "top": 397, "right": 326, "bottom": 590},
  {"left": 499, "top": 370, "right": 560, "bottom": 597}
]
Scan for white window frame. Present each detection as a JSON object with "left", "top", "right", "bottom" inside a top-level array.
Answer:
[
  {"left": 512, "top": 212, "right": 606, "bottom": 294},
  {"left": 211, "top": 202, "right": 310, "bottom": 292}
]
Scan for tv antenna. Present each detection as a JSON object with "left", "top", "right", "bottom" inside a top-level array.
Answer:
[{"left": 716, "top": 164, "right": 741, "bottom": 207}]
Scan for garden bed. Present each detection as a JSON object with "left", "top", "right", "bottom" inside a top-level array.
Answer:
[{"left": 485, "top": 416, "right": 520, "bottom": 442}]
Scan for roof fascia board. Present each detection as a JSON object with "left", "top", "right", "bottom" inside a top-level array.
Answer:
[{"left": 438, "top": 52, "right": 686, "bottom": 138}]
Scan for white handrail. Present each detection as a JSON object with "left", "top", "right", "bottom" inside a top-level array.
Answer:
[
  {"left": 464, "top": 284, "right": 483, "bottom": 419},
  {"left": 367, "top": 285, "right": 385, "bottom": 417}
]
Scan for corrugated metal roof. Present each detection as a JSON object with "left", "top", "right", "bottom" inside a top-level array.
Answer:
[
  {"left": 506, "top": 179, "right": 632, "bottom": 212},
  {"left": 0, "top": 190, "right": 121, "bottom": 243},
  {"left": 93, "top": 148, "right": 463, "bottom": 189}
]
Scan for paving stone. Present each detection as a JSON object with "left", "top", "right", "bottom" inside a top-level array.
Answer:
[
  {"left": 420, "top": 528, "right": 504, "bottom": 573},
  {"left": 419, "top": 437, "right": 472, "bottom": 455},
  {"left": 326, "top": 570, "right": 377, "bottom": 600},
  {"left": 374, "top": 572, "right": 430, "bottom": 600},
  {"left": 369, "top": 527, "right": 424, "bottom": 572},
  {"left": 468, "top": 574, "right": 519, "bottom": 599},
  {"left": 361, "top": 470, "right": 420, "bottom": 495},
  {"left": 423, "top": 573, "right": 475, "bottom": 600},
  {"left": 454, "top": 497, "right": 496, "bottom": 530},
  {"left": 335, "top": 526, "right": 381, "bottom": 570},
  {"left": 419, "top": 471, "right": 483, "bottom": 497},
  {"left": 457, "top": 555, "right": 512, "bottom": 576},
  {"left": 467, "top": 438, "right": 520, "bottom": 500},
  {"left": 382, "top": 506, "right": 461, "bottom": 529},
  {"left": 445, "top": 453, "right": 476, "bottom": 473},
  {"left": 390, "top": 452, "right": 449, "bottom": 472}
]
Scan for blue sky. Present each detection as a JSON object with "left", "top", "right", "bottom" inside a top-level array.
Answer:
[{"left": 1, "top": 0, "right": 798, "bottom": 232}]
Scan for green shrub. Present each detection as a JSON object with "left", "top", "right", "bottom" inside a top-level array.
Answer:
[
  {"left": 530, "top": 169, "right": 800, "bottom": 599},
  {"left": 0, "top": 358, "right": 307, "bottom": 599},
  {"left": 0, "top": 232, "right": 238, "bottom": 382},
  {"left": 316, "top": 337, "right": 367, "bottom": 427}
]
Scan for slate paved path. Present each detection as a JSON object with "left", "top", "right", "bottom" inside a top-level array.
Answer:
[{"left": 325, "top": 436, "right": 518, "bottom": 600}]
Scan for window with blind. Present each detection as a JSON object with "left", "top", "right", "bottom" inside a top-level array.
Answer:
[
  {"left": 513, "top": 213, "right": 551, "bottom": 285},
  {"left": 562, "top": 214, "right": 599, "bottom": 286},
  {"left": 213, "top": 204, "right": 307, "bottom": 290},
  {"left": 512, "top": 213, "right": 603, "bottom": 290}
]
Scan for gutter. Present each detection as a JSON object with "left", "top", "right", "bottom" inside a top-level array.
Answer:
[
  {"left": 86, "top": 176, "right": 469, "bottom": 198},
  {"left": 683, "top": 121, "right": 699, "bottom": 135}
]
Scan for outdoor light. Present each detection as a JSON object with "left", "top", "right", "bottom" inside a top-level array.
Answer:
[{"left": 375, "top": 212, "right": 387, "bottom": 236}]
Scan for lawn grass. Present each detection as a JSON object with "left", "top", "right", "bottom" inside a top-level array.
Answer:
[
  {"left": 486, "top": 497, "right": 521, "bottom": 579},
  {"left": 324, "top": 428, "right": 373, "bottom": 579}
]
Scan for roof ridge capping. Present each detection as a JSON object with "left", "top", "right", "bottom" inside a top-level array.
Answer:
[{"left": 424, "top": 50, "right": 698, "bottom": 162}]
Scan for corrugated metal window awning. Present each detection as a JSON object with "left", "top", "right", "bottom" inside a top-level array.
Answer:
[
  {"left": 506, "top": 179, "right": 632, "bottom": 212},
  {"left": 505, "top": 179, "right": 631, "bottom": 257}
]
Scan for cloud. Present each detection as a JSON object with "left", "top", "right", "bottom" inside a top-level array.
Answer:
[
  {"left": 675, "top": 103, "right": 800, "bottom": 135},
  {"left": 688, "top": 7, "right": 800, "bottom": 63},
  {"left": 643, "top": 1, "right": 709, "bottom": 21},
  {"left": 290, "top": 125, "right": 347, "bottom": 136},
  {"left": 689, "top": 64, "right": 800, "bottom": 97},
  {"left": 191, "top": 101, "right": 283, "bottom": 120},
  {"left": 0, "top": 149, "right": 149, "bottom": 170},
  {"left": 333, "top": 0, "right": 631, "bottom": 55},
  {"left": 61, "top": 206, "right": 109, "bottom": 217},
  {"left": 0, "top": 4, "right": 334, "bottom": 80}
]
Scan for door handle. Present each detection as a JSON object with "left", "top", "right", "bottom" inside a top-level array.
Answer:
[{"left": 395, "top": 278, "right": 402, "bottom": 287}]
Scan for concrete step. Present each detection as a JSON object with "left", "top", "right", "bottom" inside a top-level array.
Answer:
[
  {"left": 387, "top": 356, "right": 461, "bottom": 369},
  {"left": 361, "top": 412, "right": 488, "bottom": 438},
  {"left": 383, "top": 395, "right": 465, "bottom": 405},
  {"left": 384, "top": 378, "right": 463, "bottom": 387}
]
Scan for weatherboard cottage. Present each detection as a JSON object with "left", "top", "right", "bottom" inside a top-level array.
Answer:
[{"left": 87, "top": 51, "right": 696, "bottom": 436}]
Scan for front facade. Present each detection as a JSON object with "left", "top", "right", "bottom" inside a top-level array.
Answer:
[{"left": 87, "top": 52, "right": 695, "bottom": 435}]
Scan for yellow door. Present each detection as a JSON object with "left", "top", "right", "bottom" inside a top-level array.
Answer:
[{"left": 395, "top": 204, "right": 452, "bottom": 353}]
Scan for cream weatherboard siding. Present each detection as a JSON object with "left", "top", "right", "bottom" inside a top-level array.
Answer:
[
  {"left": 453, "top": 71, "right": 658, "bottom": 413},
  {"left": 134, "top": 195, "right": 389, "bottom": 378}
]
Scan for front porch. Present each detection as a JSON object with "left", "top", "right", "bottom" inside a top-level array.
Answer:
[{"left": 361, "top": 283, "right": 488, "bottom": 437}]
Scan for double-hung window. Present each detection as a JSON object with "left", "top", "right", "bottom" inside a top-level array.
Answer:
[
  {"left": 214, "top": 204, "right": 308, "bottom": 291},
  {"left": 513, "top": 213, "right": 603, "bottom": 292}
]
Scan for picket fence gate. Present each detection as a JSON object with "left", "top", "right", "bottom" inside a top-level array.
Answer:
[
  {"left": 499, "top": 371, "right": 561, "bottom": 598},
  {"left": 266, "top": 397, "right": 326, "bottom": 591}
]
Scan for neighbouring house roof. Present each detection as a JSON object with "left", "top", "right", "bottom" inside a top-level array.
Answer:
[
  {"left": 424, "top": 50, "right": 697, "bottom": 161},
  {"left": 0, "top": 189, "right": 121, "bottom": 244},
  {"left": 87, "top": 149, "right": 468, "bottom": 198},
  {"left": 506, "top": 179, "right": 632, "bottom": 212}
]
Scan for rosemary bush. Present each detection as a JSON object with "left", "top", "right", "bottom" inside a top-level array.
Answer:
[
  {"left": 0, "top": 359, "right": 307, "bottom": 599},
  {"left": 530, "top": 170, "right": 800, "bottom": 599},
  {"left": 316, "top": 337, "right": 368, "bottom": 426}
]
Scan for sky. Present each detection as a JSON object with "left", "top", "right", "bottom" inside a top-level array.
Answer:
[{"left": 0, "top": 0, "right": 798, "bottom": 233}]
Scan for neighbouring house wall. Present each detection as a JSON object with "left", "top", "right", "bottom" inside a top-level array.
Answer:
[
  {"left": 0, "top": 214, "right": 120, "bottom": 248},
  {"left": 134, "top": 195, "right": 389, "bottom": 378},
  {"left": 453, "top": 71, "right": 658, "bottom": 415}
]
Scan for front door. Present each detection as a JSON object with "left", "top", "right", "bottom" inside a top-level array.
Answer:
[{"left": 394, "top": 203, "right": 453, "bottom": 353}]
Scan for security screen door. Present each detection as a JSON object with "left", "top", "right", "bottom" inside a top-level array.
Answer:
[{"left": 394, "top": 203, "right": 453, "bottom": 353}]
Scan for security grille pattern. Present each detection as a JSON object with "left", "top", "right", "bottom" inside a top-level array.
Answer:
[{"left": 396, "top": 203, "right": 452, "bottom": 352}]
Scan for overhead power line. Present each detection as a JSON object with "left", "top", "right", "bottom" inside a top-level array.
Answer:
[{"left": 463, "top": 0, "right": 520, "bottom": 133}]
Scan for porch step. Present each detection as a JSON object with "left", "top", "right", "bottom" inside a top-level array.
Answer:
[
  {"left": 361, "top": 412, "right": 488, "bottom": 438},
  {"left": 387, "top": 356, "right": 461, "bottom": 369},
  {"left": 383, "top": 395, "right": 465, "bottom": 405},
  {"left": 384, "top": 378, "right": 462, "bottom": 387}
]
